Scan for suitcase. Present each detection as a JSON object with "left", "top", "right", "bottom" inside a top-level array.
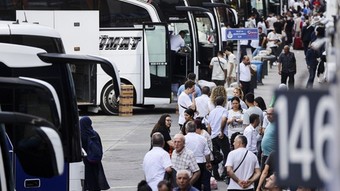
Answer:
[{"left": 293, "top": 37, "right": 303, "bottom": 50}]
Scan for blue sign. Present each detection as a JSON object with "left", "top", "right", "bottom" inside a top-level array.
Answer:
[{"left": 224, "top": 28, "right": 259, "bottom": 40}]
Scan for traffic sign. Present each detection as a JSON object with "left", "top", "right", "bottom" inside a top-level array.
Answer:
[
  {"left": 274, "top": 89, "right": 336, "bottom": 188},
  {"left": 223, "top": 28, "right": 258, "bottom": 40}
]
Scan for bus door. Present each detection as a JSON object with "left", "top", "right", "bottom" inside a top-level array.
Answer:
[
  {"left": 143, "top": 23, "right": 171, "bottom": 104},
  {"left": 193, "top": 9, "right": 217, "bottom": 81},
  {"left": 201, "top": 2, "right": 239, "bottom": 51},
  {"left": 176, "top": 5, "right": 216, "bottom": 81}
]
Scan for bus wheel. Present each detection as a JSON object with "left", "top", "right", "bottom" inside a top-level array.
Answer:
[{"left": 100, "top": 83, "right": 118, "bottom": 115}]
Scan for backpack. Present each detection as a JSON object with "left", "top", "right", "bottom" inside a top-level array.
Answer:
[{"left": 87, "top": 132, "right": 103, "bottom": 163}]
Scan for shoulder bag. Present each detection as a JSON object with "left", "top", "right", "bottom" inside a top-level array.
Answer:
[
  {"left": 226, "top": 150, "right": 248, "bottom": 184},
  {"left": 217, "top": 57, "right": 224, "bottom": 72},
  {"left": 234, "top": 150, "right": 249, "bottom": 173}
]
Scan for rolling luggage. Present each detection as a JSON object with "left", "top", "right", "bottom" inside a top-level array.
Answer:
[{"left": 293, "top": 37, "right": 303, "bottom": 50}]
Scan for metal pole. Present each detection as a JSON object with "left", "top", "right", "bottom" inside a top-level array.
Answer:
[
  {"left": 236, "top": 40, "right": 240, "bottom": 87},
  {"left": 186, "top": 54, "right": 188, "bottom": 76}
]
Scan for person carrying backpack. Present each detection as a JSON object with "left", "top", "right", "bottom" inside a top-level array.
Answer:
[{"left": 80, "top": 116, "right": 110, "bottom": 191}]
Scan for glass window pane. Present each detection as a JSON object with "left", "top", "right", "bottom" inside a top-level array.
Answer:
[
  {"left": 145, "top": 25, "right": 167, "bottom": 77},
  {"left": 100, "top": 0, "right": 151, "bottom": 27},
  {"left": 196, "top": 16, "right": 215, "bottom": 44}
]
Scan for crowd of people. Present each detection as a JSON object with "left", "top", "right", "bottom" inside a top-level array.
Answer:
[
  {"left": 140, "top": 0, "right": 328, "bottom": 190},
  {"left": 142, "top": 79, "right": 279, "bottom": 191},
  {"left": 222, "top": 0, "right": 326, "bottom": 90}
]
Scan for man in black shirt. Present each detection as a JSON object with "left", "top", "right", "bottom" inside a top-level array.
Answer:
[{"left": 278, "top": 45, "right": 296, "bottom": 89}]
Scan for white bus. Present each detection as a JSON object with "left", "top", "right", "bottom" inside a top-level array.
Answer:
[
  {"left": 0, "top": 77, "right": 65, "bottom": 191},
  {"left": 0, "top": 20, "right": 121, "bottom": 114},
  {"left": 0, "top": 23, "right": 120, "bottom": 189},
  {"left": 0, "top": 0, "right": 224, "bottom": 113},
  {"left": 185, "top": 0, "right": 239, "bottom": 51}
]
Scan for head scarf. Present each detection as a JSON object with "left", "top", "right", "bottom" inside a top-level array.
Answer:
[{"left": 80, "top": 116, "right": 94, "bottom": 137}]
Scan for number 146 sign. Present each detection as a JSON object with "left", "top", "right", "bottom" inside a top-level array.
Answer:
[{"left": 274, "top": 89, "right": 337, "bottom": 188}]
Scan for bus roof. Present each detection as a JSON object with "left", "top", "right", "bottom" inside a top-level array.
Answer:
[
  {"left": 0, "top": 43, "right": 50, "bottom": 68},
  {"left": 0, "top": 21, "right": 61, "bottom": 38}
]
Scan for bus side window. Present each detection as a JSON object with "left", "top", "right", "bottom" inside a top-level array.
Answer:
[{"left": 100, "top": 0, "right": 151, "bottom": 27}]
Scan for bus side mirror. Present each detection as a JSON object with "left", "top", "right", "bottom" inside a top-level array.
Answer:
[{"left": 0, "top": 112, "right": 64, "bottom": 177}]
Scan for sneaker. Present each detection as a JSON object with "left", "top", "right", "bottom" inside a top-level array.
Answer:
[{"left": 273, "top": 61, "right": 278, "bottom": 66}]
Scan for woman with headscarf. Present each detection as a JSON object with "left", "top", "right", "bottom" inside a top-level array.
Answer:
[{"left": 80, "top": 116, "right": 110, "bottom": 191}]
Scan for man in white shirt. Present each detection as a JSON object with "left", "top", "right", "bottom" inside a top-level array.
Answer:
[
  {"left": 177, "top": 73, "right": 202, "bottom": 99},
  {"left": 226, "top": 135, "right": 261, "bottom": 190},
  {"left": 195, "top": 86, "right": 210, "bottom": 120},
  {"left": 143, "top": 133, "right": 172, "bottom": 191},
  {"left": 243, "top": 114, "right": 261, "bottom": 155},
  {"left": 178, "top": 80, "right": 196, "bottom": 129},
  {"left": 207, "top": 96, "right": 229, "bottom": 180},
  {"left": 224, "top": 46, "right": 236, "bottom": 87},
  {"left": 239, "top": 56, "right": 253, "bottom": 96},
  {"left": 267, "top": 29, "right": 281, "bottom": 61},
  {"left": 245, "top": 14, "right": 257, "bottom": 28},
  {"left": 209, "top": 51, "right": 228, "bottom": 86},
  {"left": 170, "top": 30, "right": 187, "bottom": 52},
  {"left": 266, "top": 13, "right": 277, "bottom": 34},
  {"left": 185, "top": 121, "right": 211, "bottom": 190}
]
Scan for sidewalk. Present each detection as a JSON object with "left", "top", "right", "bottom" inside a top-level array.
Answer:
[
  {"left": 253, "top": 49, "right": 310, "bottom": 107},
  {"left": 94, "top": 48, "right": 312, "bottom": 191},
  {"left": 214, "top": 48, "right": 310, "bottom": 189}
]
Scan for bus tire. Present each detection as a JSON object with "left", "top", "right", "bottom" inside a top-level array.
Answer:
[{"left": 100, "top": 83, "right": 118, "bottom": 115}]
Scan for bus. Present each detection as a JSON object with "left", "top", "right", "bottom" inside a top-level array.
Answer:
[
  {"left": 0, "top": 19, "right": 121, "bottom": 115},
  {"left": 0, "top": 35, "right": 119, "bottom": 190},
  {"left": 0, "top": 111, "right": 64, "bottom": 191},
  {"left": 0, "top": 77, "right": 65, "bottom": 191},
  {"left": 0, "top": 0, "right": 221, "bottom": 111},
  {"left": 225, "top": 0, "right": 282, "bottom": 21},
  {"left": 185, "top": 0, "right": 239, "bottom": 51}
]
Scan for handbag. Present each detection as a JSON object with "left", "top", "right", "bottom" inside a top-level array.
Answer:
[
  {"left": 211, "top": 149, "right": 223, "bottom": 165},
  {"left": 226, "top": 150, "right": 248, "bottom": 184},
  {"left": 164, "top": 167, "right": 177, "bottom": 187}
]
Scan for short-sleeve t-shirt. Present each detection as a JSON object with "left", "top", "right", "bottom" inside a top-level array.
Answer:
[{"left": 210, "top": 57, "right": 228, "bottom": 81}]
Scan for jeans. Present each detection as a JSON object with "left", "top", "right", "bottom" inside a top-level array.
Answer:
[
  {"left": 306, "top": 65, "right": 317, "bottom": 88},
  {"left": 252, "top": 47, "right": 264, "bottom": 57}
]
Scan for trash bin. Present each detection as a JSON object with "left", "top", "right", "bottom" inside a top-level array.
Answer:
[{"left": 251, "top": 60, "right": 263, "bottom": 84}]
